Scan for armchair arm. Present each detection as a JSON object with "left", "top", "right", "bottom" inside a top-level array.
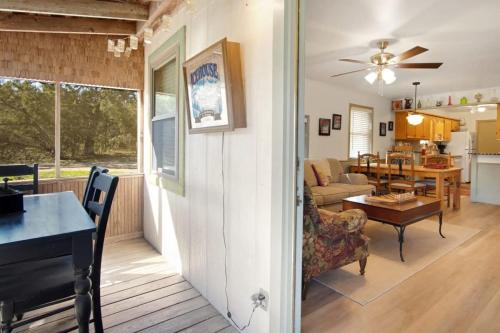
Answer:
[
  {"left": 340, "top": 173, "right": 369, "bottom": 185},
  {"left": 317, "top": 208, "right": 367, "bottom": 238}
]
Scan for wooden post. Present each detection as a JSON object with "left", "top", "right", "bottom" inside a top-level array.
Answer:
[{"left": 55, "top": 82, "right": 61, "bottom": 178}]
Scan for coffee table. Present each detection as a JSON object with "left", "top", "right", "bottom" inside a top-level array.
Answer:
[{"left": 342, "top": 195, "right": 444, "bottom": 262}]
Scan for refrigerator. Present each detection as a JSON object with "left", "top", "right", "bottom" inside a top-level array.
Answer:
[{"left": 446, "top": 131, "right": 472, "bottom": 183}]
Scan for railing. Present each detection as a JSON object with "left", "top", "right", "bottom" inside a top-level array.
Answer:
[{"left": 39, "top": 174, "right": 144, "bottom": 242}]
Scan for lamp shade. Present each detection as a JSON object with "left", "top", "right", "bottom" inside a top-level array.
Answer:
[
  {"left": 407, "top": 113, "right": 424, "bottom": 125},
  {"left": 364, "top": 71, "right": 377, "bottom": 85}
]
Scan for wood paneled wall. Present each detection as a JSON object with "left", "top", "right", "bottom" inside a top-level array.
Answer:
[
  {"left": 39, "top": 174, "right": 144, "bottom": 242},
  {"left": 0, "top": 32, "right": 144, "bottom": 89}
]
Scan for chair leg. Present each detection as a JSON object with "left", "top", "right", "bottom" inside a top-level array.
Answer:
[
  {"left": 302, "top": 279, "right": 310, "bottom": 301},
  {"left": 359, "top": 258, "right": 367, "bottom": 275},
  {"left": 15, "top": 314, "right": 23, "bottom": 322},
  {"left": 0, "top": 301, "right": 13, "bottom": 333},
  {"left": 92, "top": 276, "right": 104, "bottom": 333},
  {"left": 447, "top": 185, "right": 451, "bottom": 208}
]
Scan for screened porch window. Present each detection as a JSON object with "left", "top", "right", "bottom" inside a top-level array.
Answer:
[{"left": 349, "top": 104, "right": 373, "bottom": 159}]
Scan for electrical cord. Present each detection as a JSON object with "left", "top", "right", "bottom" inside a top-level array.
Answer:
[{"left": 221, "top": 131, "right": 258, "bottom": 331}]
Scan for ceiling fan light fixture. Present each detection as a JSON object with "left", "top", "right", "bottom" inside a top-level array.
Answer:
[
  {"left": 364, "top": 71, "right": 378, "bottom": 85},
  {"left": 407, "top": 113, "right": 424, "bottom": 125},
  {"left": 381, "top": 68, "right": 396, "bottom": 84}
]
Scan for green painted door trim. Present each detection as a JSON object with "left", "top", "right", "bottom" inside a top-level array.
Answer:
[{"left": 148, "top": 26, "right": 186, "bottom": 196}]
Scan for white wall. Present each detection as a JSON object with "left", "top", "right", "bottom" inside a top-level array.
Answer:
[
  {"left": 305, "top": 78, "right": 393, "bottom": 160},
  {"left": 142, "top": 1, "right": 281, "bottom": 332}
]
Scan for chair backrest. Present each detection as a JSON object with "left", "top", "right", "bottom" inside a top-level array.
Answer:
[
  {"left": 422, "top": 153, "right": 452, "bottom": 168},
  {"left": 82, "top": 166, "right": 109, "bottom": 209},
  {"left": 0, "top": 164, "right": 38, "bottom": 194},
  {"left": 84, "top": 172, "right": 119, "bottom": 286},
  {"left": 387, "top": 153, "right": 416, "bottom": 191}
]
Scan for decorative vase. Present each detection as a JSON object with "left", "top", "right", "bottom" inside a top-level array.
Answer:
[
  {"left": 417, "top": 100, "right": 422, "bottom": 109},
  {"left": 436, "top": 100, "right": 442, "bottom": 107},
  {"left": 404, "top": 98, "right": 413, "bottom": 109},
  {"left": 474, "top": 92, "right": 483, "bottom": 103},
  {"left": 460, "top": 96, "right": 468, "bottom": 105},
  {"left": 448, "top": 96, "right": 452, "bottom": 105}
]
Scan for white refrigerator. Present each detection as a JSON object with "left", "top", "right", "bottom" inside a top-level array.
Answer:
[{"left": 446, "top": 131, "right": 472, "bottom": 183}]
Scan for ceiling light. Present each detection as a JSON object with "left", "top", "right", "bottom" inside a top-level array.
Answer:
[
  {"left": 113, "top": 49, "right": 121, "bottom": 58},
  {"left": 107, "top": 39, "right": 115, "bottom": 52},
  {"left": 407, "top": 113, "right": 424, "bottom": 125},
  {"left": 381, "top": 68, "right": 396, "bottom": 84},
  {"left": 124, "top": 47, "right": 131, "bottom": 58},
  {"left": 129, "top": 35, "right": 139, "bottom": 50},
  {"left": 144, "top": 28, "right": 153, "bottom": 44},
  {"left": 364, "top": 71, "right": 377, "bottom": 85},
  {"left": 116, "top": 39, "right": 125, "bottom": 53}
]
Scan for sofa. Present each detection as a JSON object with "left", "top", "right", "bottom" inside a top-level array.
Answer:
[
  {"left": 302, "top": 182, "right": 369, "bottom": 300},
  {"left": 304, "top": 158, "right": 375, "bottom": 212}
]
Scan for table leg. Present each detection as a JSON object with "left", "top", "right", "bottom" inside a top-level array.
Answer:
[
  {"left": 438, "top": 211, "right": 445, "bottom": 238},
  {"left": 393, "top": 225, "right": 406, "bottom": 262},
  {"left": 435, "top": 173, "right": 445, "bottom": 209},
  {"left": 73, "top": 233, "right": 93, "bottom": 333},
  {"left": 0, "top": 301, "right": 13, "bottom": 333},
  {"left": 453, "top": 171, "right": 461, "bottom": 210}
]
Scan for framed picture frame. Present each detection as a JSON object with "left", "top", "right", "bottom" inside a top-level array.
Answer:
[
  {"left": 379, "top": 122, "right": 387, "bottom": 136},
  {"left": 392, "top": 100, "right": 403, "bottom": 111},
  {"left": 183, "top": 38, "right": 246, "bottom": 134},
  {"left": 332, "top": 114, "right": 342, "bottom": 130},
  {"left": 318, "top": 118, "right": 331, "bottom": 136},
  {"left": 388, "top": 121, "right": 394, "bottom": 131}
]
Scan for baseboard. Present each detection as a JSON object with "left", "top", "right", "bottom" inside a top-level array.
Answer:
[{"left": 105, "top": 232, "right": 144, "bottom": 244}]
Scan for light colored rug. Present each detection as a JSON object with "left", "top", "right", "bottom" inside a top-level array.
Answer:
[{"left": 315, "top": 219, "right": 480, "bottom": 305}]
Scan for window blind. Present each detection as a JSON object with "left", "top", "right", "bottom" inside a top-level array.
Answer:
[{"left": 349, "top": 106, "right": 373, "bottom": 158}]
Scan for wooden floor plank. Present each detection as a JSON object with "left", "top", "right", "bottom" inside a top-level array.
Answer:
[{"left": 14, "top": 238, "right": 232, "bottom": 333}]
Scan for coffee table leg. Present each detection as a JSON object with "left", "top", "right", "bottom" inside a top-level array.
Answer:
[
  {"left": 438, "top": 211, "right": 445, "bottom": 238},
  {"left": 393, "top": 226, "right": 406, "bottom": 262}
]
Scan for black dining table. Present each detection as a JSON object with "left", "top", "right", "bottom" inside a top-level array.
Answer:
[{"left": 0, "top": 191, "right": 95, "bottom": 333}]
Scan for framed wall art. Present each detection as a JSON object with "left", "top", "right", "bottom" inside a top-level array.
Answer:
[
  {"left": 379, "top": 122, "right": 387, "bottom": 136},
  {"left": 332, "top": 114, "right": 342, "bottom": 130},
  {"left": 392, "top": 100, "right": 403, "bottom": 111},
  {"left": 183, "top": 38, "right": 246, "bottom": 134},
  {"left": 388, "top": 121, "right": 394, "bottom": 131},
  {"left": 319, "top": 118, "right": 331, "bottom": 136}
]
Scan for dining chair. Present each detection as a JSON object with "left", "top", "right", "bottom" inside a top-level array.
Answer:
[
  {"left": 82, "top": 166, "right": 108, "bottom": 209},
  {"left": 387, "top": 153, "right": 426, "bottom": 194},
  {"left": 0, "top": 170, "right": 118, "bottom": 333},
  {"left": 357, "top": 152, "right": 388, "bottom": 194},
  {"left": 0, "top": 164, "right": 38, "bottom": 194},
  {"left": 419, "top": 153, "right": 453, "bottom": 207}
]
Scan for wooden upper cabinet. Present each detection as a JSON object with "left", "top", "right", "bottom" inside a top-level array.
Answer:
[
  {"left": 395, "top": 111, "right": 408, "bottom": 140},
  {"left": 497, "top": 104, "right": 500, "bottom": 140},
  {"left": 432, "top": 117, "right": 445, "bottom": 141},
  {"left": 451, "top": 119, "right": 460, "bottom": 131},
  {"left": 444, "top": 119, "right": 452, "bottom": 141}
]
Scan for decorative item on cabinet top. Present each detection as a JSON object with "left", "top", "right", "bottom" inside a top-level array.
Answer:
[{"left": 183, "top": 38, "right": 246, "bottom": 134}]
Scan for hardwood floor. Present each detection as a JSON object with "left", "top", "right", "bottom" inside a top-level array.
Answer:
[
  {"left": 302, "top": 196, "right": 500, "bottom": 333},
  {"left": 13, "top": 238, "right": 236, "bottom": 333}
]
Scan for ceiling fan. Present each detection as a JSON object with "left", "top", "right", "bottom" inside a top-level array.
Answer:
[{"left": 331, "top": 40, "right": 443, "bottom": 93}]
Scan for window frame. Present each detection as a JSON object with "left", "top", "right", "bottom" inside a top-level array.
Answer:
[
  {"left": 147, "top": 26, "right": 186, "bottom": 196},
  {"left": 348, "top": 103, "right": 374, "bottom": 159}
]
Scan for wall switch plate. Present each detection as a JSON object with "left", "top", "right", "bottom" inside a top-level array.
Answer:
[{"left": 251, "top": 288, "right": 269, "bottom": 311}]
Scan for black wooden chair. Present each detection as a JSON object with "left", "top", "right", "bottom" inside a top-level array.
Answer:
[
  {"left": 0, "top": 169, "right": 118, "bottom": 333},
  {"left": 0, "top": 164, "right": 39, "bottom": 194},
  {"left": 82, "top": 166, "right": 108, "bottom": 209}
]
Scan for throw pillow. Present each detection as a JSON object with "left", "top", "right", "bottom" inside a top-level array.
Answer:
[{"left": 311, "top": 160, "right": 332, "bottom": 186}]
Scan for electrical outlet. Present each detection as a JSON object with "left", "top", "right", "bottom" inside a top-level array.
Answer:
[{"left": 251, "top": 288, "right": 269, "bottom": 311}]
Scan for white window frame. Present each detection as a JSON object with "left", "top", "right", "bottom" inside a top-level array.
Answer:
[{"left": 348, "top": 103, "right": 374, "bottom": 159}]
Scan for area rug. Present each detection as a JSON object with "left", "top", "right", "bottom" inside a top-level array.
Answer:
[{"left": 314, "top": 219, "right": 480, "bottom": 305}]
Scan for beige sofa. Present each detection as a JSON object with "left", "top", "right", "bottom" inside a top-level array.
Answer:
[{"left": 304, "top": 158, "right": 375, "bottom": 211}]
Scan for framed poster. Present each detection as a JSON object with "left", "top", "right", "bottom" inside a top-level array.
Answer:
[
  {"left": 183, "top": 38, "right": 246, "bottom": 134},
  {"left": 392, "top": 100, "right": 403, "bottom": 111},
  {"left": 388, "top": 121, "right": 394, "bottom": 131},
  {"left": 379, "top": 122, "right": 387, "bottom": 136},
  {"left": 332, "top": 114, "right": 342, "bottom": 130},
  {"left": 319, "top": 118, "right": 331, "bottom": 136}
]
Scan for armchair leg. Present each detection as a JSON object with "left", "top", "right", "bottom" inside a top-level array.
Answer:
[
  {"left": 359, "top": 258, "right": 367, "bottom": 275},
  {"left": 0, "top": 301, "right": 13, "bottom": 333}
]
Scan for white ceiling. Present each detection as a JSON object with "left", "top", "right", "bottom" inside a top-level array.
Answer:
[{"left": 305, "top": 0, "right": 500, "bottom": 99}]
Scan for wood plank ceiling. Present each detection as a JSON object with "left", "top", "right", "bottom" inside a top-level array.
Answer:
[{"left": 0, "top": 0, "right": 180, "bottom": 36}]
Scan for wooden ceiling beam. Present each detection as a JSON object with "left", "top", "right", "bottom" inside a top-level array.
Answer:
[
  {"left": 0, "top": 13, "right": 137, "bottom": 35},
  {"left": 0, "top": 0, "right": 149, "bottom": 21}
]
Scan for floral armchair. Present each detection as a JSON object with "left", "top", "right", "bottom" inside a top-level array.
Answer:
[{"left": 302, "top": 182, "right": 369, "bottom": 300}]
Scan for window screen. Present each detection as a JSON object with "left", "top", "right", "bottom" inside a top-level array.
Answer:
[{"left": 349, "top": 105, "right": 373, "bottom": 158}]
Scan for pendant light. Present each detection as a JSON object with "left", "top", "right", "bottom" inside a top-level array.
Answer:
[{"left": 407, "top": 81, "right": 424, "bottom": 125}]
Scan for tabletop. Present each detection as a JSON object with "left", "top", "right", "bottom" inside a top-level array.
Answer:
[
  {"left": 352, "top": 163, "right": 462, "bottom": 173},
  {"left": 343, "top": 194, "right": 441, "bottom": 212},
  {"left": 0, "top": 191, "right": 96, "bottom": 247}
]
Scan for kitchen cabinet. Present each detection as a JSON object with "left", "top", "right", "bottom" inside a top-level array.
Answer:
[
  {"left": 394, "top": 112, "right": 457, "bottom": 141},
  {"left": 497, "top": 104, "right": 500, "bottom": 140}
]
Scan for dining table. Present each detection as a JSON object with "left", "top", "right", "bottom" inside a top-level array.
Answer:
[
  {"left": 0, "top": 191, "right": 95, "bottom": 333},
  {"left": 350, "top": 163, "right": 462, "bottom": 210}
]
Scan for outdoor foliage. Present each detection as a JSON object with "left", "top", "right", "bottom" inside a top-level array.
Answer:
[{"left": 0, "top": 79, "right": 137, "bottom": 167}]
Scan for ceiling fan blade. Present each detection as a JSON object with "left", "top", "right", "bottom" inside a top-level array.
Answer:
[
  {"left": 391, "top": 46, "right": 428, "bottom": 63},
  {"left": 339, "top": 58, "right": 374, "bottom": 65},
  {"left": 330, "top": 68, "right": 371, "bottom": 77},
  {"left": 395, "top": 63, "right": 443, "bottom": 69}
]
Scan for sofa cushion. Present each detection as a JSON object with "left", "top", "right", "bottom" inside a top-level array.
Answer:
[
  {"left": 312, "top": 192, "right": 324, "bottom": 206},
  {"left": 333, "top": 183, "right": 375, "bottom": 197},
  {"left": 311, "top": 160, "right": 332, "bottom": 186},
  {"left": 304, "top": 160, "right": 318, "bottom": 187},
  {"left": 311, "top": 185, "right": 350, "bottom": 205},
  {"left": 327, "top": 158, "right": 344, "bottom": 183}
]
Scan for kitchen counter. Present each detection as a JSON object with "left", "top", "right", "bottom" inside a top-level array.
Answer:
[{"left": 471, "top": 154, "right": 500, "bottom": 205}]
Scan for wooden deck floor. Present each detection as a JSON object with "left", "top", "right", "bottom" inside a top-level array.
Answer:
[{"left": 13, "top": 238, "right": 236, "bottom": 333}]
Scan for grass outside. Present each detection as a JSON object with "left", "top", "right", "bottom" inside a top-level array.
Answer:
[{"left": 6, "top": 167, "right": 138, "bottom": 181}]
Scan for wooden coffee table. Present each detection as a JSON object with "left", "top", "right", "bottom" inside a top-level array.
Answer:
[{"left": 342, "top": 195, "right": 444, "bottom": 262}]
